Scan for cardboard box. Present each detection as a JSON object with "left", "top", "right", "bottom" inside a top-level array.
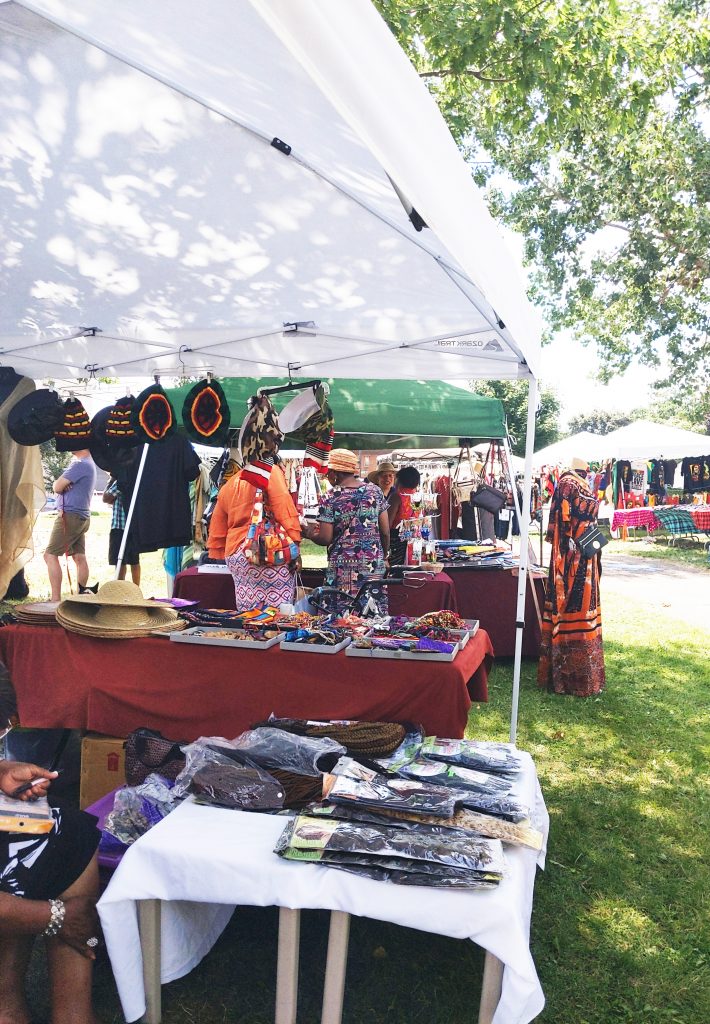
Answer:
[{"left": 80, "top": 733, "right": 126, "bottom": 809}]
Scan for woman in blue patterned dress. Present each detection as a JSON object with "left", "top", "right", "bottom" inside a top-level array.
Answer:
[{"left": 302, "top": 449, "right": 390, "bottom": 613}]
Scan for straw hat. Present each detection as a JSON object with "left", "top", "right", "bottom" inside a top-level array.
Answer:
[
  {"left": 569, "top": 456, "right": 589, "bottom": 472},
  {"left": 367, "top": 460, "right": 397, "bottom": 484},
  {"left": 57, "top": 580, "right": 179, "bottom": 638},
  {"left": 327, "top": 448, "right": 359, "bottom": 474}
]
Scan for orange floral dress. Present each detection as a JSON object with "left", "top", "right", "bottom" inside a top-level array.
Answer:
[{"left": 537, "top": 472, "right": 605, "bottom": 696}]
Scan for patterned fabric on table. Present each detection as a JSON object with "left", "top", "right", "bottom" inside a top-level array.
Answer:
[
  {"left": 319, "top": 482, "right": 387, "bottom": 615},
  {"left": 611, "top": 507, "right": 660, "bottom": 532},
  {"left": 226, "top": 549, "right": 295, "bottom": 611},
  {"left": 689, "top": 506, "right": 710, "bottom": 532},
  {"left": 654, "top": 507, "right": 700, "bottom": 536},
  {"left": 538, "top": 471, "right": 605, "bottom": 698}
]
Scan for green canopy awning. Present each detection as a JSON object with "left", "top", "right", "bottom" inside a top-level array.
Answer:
[{"left": 165, "top": 377, "right": 506, "bottom": 449}]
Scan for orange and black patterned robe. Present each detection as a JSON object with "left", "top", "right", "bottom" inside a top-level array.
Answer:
[{"left": 537, "top": 471, "right": 605, "bottom": 696}]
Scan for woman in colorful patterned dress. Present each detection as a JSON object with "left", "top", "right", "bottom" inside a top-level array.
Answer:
[
  {"left": 303, "top": 449, "right": 390, "bottom": 614},
  {"left": 537, "top": 457, "right": 606, "bottom": 696}
]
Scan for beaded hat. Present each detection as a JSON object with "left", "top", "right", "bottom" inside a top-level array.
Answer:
[
  {"left": 182, "top": 378, "right": 231, "bottom": 447},
  {"left": 54, "top": 398, "right": 92, "bottom": 452},
  {"left": 132, "top": 385, "right": 176, "bottom": 443}
]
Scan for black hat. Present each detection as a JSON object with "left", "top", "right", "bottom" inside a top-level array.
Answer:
[
  {"left": 181, "top": 378, "right": 231, "bottom": 447},
  {"left": 131, "top": 385, "right": 175, "bottom": 443},
  {"left": 7, "top": 388, "right": 64, "bottom": 446},
  {"left": 105, "top": 395, "right": 140, "bottom": 447},
  {"left": 89, "top": 406, "right": 115, "bottom": 472},
  {"left": 54, "top": 398, "right": 92, "bottom": 452}
]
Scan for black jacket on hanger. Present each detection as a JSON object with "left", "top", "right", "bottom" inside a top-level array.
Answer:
[{"left": 131, "top": 435, "right": 201, "bottom": 553}]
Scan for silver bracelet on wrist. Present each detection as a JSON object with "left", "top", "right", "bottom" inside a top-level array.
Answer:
[{"left": 43, "top": 898, "right": 66, "bottom": 937}]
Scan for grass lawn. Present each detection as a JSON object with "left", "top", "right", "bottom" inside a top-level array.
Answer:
[
  {"left": 605, "top": 535, "right": 709, "bottom": 570},
  {"left": 6, "top": 514, "right": 709, "bottom": 1023}
]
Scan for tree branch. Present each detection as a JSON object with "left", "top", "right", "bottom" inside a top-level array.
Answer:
[{"left": 419, "top": 67, "right": 514, "bottom": 83}]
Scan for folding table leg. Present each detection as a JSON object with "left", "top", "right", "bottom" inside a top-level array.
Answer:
[
  {"left": 477, "top": 949, "right": 504, "bottom": 1024},
  {"left": 321, "top": 910, "right": 351, "bottom": 1024},
  {"left": 137, "top": 899, "right": 162, "bottom": 1024},
  {"left": 275, "top": 907, "right": 301, "bottom": 1024}
]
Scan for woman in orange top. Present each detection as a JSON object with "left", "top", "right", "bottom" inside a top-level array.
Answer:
[{"left": 208, "top": 396, "right": 301, "bottom": 610}]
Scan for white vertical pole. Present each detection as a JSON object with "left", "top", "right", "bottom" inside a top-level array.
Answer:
[
  {"left": 114, "top": 443, "right": 149, "bottom": 580},
  {"left": 510, "top": 375, "right": 538, "bottom": 744}
]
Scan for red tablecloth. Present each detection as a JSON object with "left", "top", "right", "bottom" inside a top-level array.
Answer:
[
  {"left": 173, "top": 566, "right": 459, "bottom": 617},
  {"left": 444, "top": 567, "right": 545, "bottom": 658},
  {"left": 0, "top": 624, "right": 493, "bottom": 740},
  {"left": 690, "top": 506, "right": 710, "bottom": 531},
  {"left": 611, "top": 508, "right": 661, "bottom": 531}
]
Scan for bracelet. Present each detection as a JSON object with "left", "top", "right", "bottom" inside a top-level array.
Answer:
[{"left": 43, "top": 898, "right": 66, "bottom": 937}]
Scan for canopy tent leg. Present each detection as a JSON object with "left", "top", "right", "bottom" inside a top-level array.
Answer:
[
  {"left": 510, "top": 376, "right": 538, "bottom": 743},
  {"left": 114, "top": 443, "right": 149, "bottom": 580}
]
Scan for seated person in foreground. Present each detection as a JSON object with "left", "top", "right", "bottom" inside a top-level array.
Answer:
[{"left": 0, "top": 759, "right": 101, "bottom": 1024}]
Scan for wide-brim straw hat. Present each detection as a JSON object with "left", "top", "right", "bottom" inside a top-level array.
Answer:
[
  {"left": 57, "top": 580, "right": 180, "bottom": 638},
  {"left": 569, "top": 456, "right": 589, "bottom": 472},
  {"left": 327, "top": 448, "right": 359, "bottom": 474}
]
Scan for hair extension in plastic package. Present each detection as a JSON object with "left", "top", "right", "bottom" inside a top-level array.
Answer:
[
  {"left": 421, "top": 737, "right": 523, "bottom": 775},
  {"left": 228, "top": 727, "right": 346, "bottom": 777}
]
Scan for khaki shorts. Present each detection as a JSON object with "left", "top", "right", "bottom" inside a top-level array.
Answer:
[{"left": 45, "top": 513, "right": 90, "bottom": 556}]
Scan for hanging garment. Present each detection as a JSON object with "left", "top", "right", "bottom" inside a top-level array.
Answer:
[
  {"left": 131, "top": 435, "right": 201, "bottom": 553},
  {"left": 0, "top": 375, "right": 45, "bottom": 598},
  {"left": 681, "top": 455, "right": 710, "bottom": 493},
  {"left": 537, "top": 471, "right": 605, "bottom": 698}
]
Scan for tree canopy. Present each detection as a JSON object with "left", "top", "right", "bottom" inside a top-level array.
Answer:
[
  {"left": 470, "top": 380, "right": 561, "bottom": 454},
  {"left": 376, "top": 0, "right": 710, "bottom": 395}
]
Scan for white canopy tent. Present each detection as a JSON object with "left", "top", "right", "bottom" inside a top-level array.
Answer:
[
  {"left": 532, "top": 432, "right": 605, "bottom": 469},
  {"left": 600, "top": 421, "right": 709, "bottom": 461},
  {"left": 0, "top": 0, "right": 543, "bottom": 739}
]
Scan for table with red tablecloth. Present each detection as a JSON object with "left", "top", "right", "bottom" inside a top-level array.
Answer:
[
  {"left": 0, "top": 624, "right": 493, "bottom": 740},
  {"left": 611, "top": 505, "right": 710, "bottom": 534},
  {"left": 611, "top": 507, "right": 661, "bottom": 532},
  {"left": 689, "top": 506, "right": 710, "bottom": 532},
  {"left": 172, "top": 566, "right": 459, "bottom": 617},
  {"left": 442, "top": 566, "right": 545, "bottom": 658}
]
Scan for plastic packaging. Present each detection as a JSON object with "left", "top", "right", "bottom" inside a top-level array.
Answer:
[
  {"left": 422, "top": 737, "right": 523, "bottom": 775},
  {"left": 189, "top": 762, "right": 285, "bottom": 811},
  {"left": 324, "top": 761, "right": 457, "bottom": 818},
  {"left": 275, "top": 814, "right": 504, "bottom": 878},
  {"left": 230, "top": 727, "right": 345, "bottom": 777},
  {"left": 375, "top": 726, "right": 425, "bottom": 772},
  {"left": 398, "top": 759, "right": 513, "bottom": 795},
  {"left": 103, "top": 773, "right": 179, "bottom": 846},
  {"left": 171, "top": 737, "right": 243, "bottom": 799}
]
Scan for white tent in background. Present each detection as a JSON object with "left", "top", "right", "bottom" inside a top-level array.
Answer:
[
  {"left": 532, "top": 432, "right": 605, "bottom": 468},
  {"left": 0, "top": 0, "right": 543, "bottom": 741},
  {"left": 600, "top": 421, "right": 710, "bottom": 461}
]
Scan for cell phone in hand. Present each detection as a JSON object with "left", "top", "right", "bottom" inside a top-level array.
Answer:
[{"left": 10, "top": 770, "right": 62, "bottom": 799}]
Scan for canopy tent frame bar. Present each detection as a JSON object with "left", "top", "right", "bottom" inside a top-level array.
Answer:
[
  {"left": 16, "top": 0, "right": 519, "bottom": 366},
  {"left": 510, "top": 376, "right": 538, "bottom": 744},
  {"left": 57, "top": 326, "right": 524, "bottom": 380}
]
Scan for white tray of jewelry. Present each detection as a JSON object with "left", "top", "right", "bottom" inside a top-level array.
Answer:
[
  {"left": 169, "top": 626, "right": 282, "bottom": 649},
  {"left": 280, "top": 636, "right": 351, "bottom": 655}
]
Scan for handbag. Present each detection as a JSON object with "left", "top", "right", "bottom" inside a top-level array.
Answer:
[
  {"left": 241, "top": 487, "right": 299, "bottom": 567},
  {"left": 577, "top": 524, "right": 608, "bottom": 557},
  {"left": 124, "top": 727, "right": 186, "bottom": 786},
  {"left": 470, "top": 483, "right": 507, "bottom": 514}
]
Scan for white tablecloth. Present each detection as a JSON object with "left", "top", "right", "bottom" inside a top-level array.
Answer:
[{"left": 98, "top": 752, "right": 549, "bottom": 1024}]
